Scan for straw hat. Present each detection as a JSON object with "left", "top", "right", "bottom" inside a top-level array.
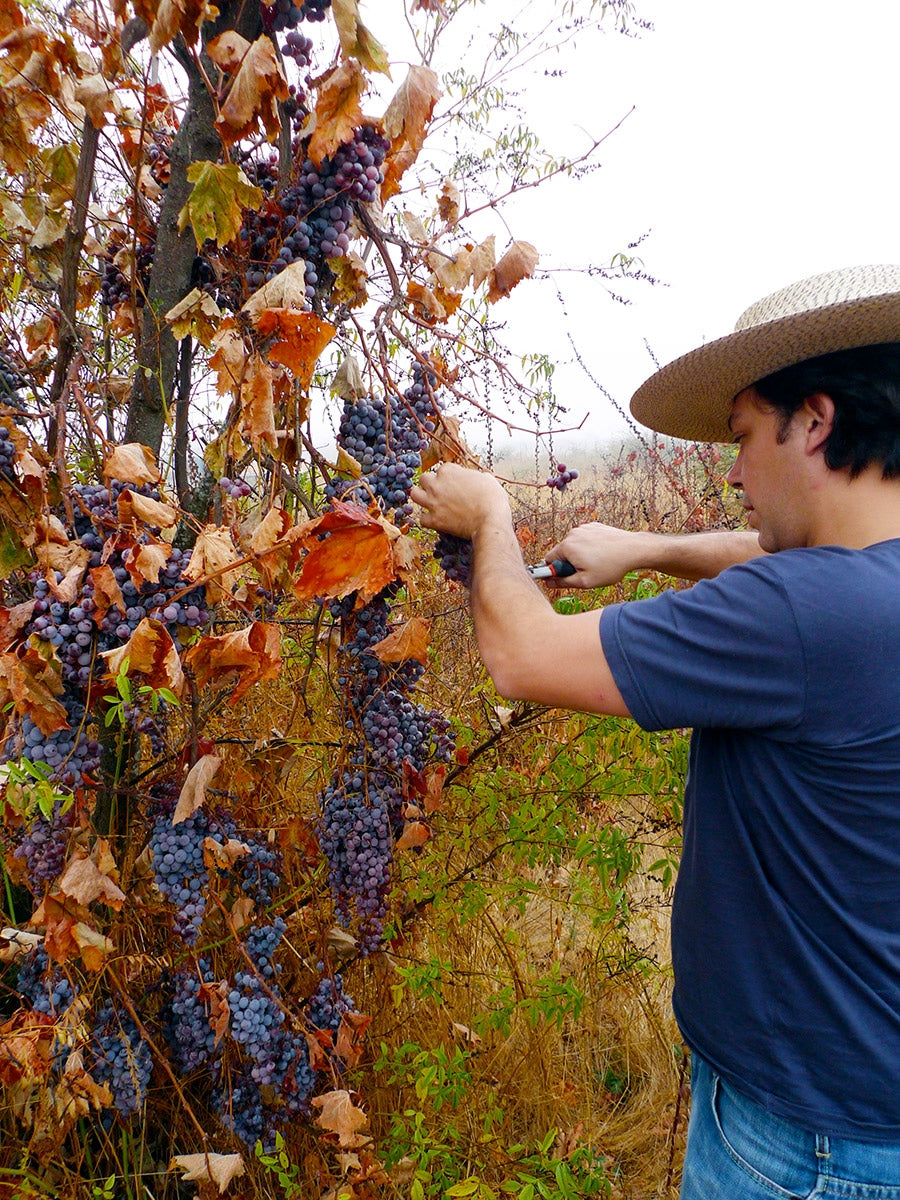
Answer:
[{"left": 630, "top": 264, "right": 900, "bottom": 443}]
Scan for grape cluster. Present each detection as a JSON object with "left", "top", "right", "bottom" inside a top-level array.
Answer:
[
  {"left": 150, "top": 812, "right": 212, "bottom": 945},
  {"left": 3, "top": 702, "right": 101, "bottom": 791},
  {"left": 238, "top": 834, "right": 282, "bottom": 907},
  {"left": 0, "top": 426, "right": 16, "bottom": 478},
  {"left": 307, "top": 970, "right": 355, "bottom": 1036},
  {"left": 218, "top": 475, "right": 253, "bottom": 499},
  {"left": 163, "top": 958, "right": 219, "bottom": 1073},
  {"left": 13, "top": 800, "right": 77, "bottom": 894},
  {"left": 326, "top": 393, "right": 423, "bottom": 521},
  {"left": 319, "top": 768, "right": 393, "bottom": 951},
  {"left": 100, "top": 238, "right": 155, "bottom": 309},
  {"left": 284, "top": 29, "right": 314, "bottom": 67},
  {"left": 16, "top": 946, "right": 77, "bottom": 1017},
  {"left": 546, "top": 462, "right": 579, "bottom": 490},
  {"left": 0, "top": 349, "right": 27, "bottom": 408},
  {"left": 89, "top": 1000, "right": 153, "bottom": 1118},
  {"left": 434, "top": 531, "right": 473, "bottom": 586},
  {"left": 239, "top": 126, "right": 387, "bottom": 302}
]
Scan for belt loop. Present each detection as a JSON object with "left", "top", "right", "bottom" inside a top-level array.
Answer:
[{"left": 815, "top": 1134, "right": 830, "bottom": 1160}]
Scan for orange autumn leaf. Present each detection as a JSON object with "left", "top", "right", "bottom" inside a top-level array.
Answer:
[
  {"left": 487, "top": 240, "right": 539, "bottom": 303},
  {"left": 30, "top": 892, "right": 88, "bottom": 964},
  {"left": 307, "top": 59, "right": 367, "bottom": 167},
  {"left": 127, "top": 539, "right": 172, "bottom": 586},
  {"left": 184, "top": 623, "right": 281, "bottom": 705},
  {"left": 254, "top": 308, "right": 336, "bottom": 389},
  {"left": 210, "top": 33, "right": 288, "bottom": 146},
  {"left": 294, "top": 503, "right": 398, "bottom": 606},
  {"left": 209, "top": 318, "right": 249, "bottom": 396},
  {"left": 371, "top": 616, "right": 430, "bottom": 665},
  {"left": 395, "top": 819, "right": 431, "bottom": 850}
]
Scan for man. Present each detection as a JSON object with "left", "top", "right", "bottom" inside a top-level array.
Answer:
[{"left": 411, "top": 265, "right": 900, "bottom": 1199}]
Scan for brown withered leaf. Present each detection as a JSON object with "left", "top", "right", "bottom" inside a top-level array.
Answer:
[
  {"left": 128, "top": 539, "right": 172, "bottom": 586},
  {"left": 74, "top": 74, "right": 117, "bottom": 128},
  {"left": 334, "top": 1011, "right": 371, "bottom": 1070},
  {"left": 0, "top": 642, "right": 67, "bottom": 735},
  {"left": 423, "top": 763, "right": 446, "bottom": 814},
  {"left": 184, "top": 525, "right": 243, "bottom": 603},
  {"left": 437, "top": 177, "right": 460, "bottom": 224},
  {"left": 171, "top": 1152, "right": 246, "bottom": 1194},
  {"left": 395, "top": 820, "right": 431, "bottom": 850},
  {"left": 202, "top": 836, "right": 249, "bottom": 870},
  {"left": 184, "top": 623, "right": 281, "bottom": 705},
  {"left": 58, "top": 845, "right": 126, "bottom": 910},
  {"left": 99, "top": 618, "right": 185, "bottom": 699},
  {"left": 212, "top": 34, "right": 288, "bottom": 146},
  {"left": 0, "top": 600, "right": 37, "bottom": 648},
  {"left": 245, "top": 505, "right": 293, "bottom": 555},
  {"left": 407, "top": 279, "right": 445, "bottom": 323},
  {"left": 0, "top": 927, "right": 43, "bottom": 962},
  {"left": 30, "top": 892, "right": 87, "bottom": 964},
  {"left": 71, "top": 922, "right": 114, "bottom": 972},
  {"left": 329, "top": 251, "right": 369, "bottom": 308},
  {"left": 421, "top": 412, "right": 479, "bottom": 470},
  {"left": 240, "top": 355, "right": 277, "bottom": 451},
  {"left": 487, "top": 240, "right": 539, "bottom": 303},
  {"left": 103, "top": 443, "right": 162, "bottom": 487},
  {"left": 254, "top": 308, "right": 336, "bottom": 389},
  {"left": 312, "top": 1089, "right": 371, "bottom": 1148},
  {"left": 117, "top": 489, "right": 178, "bottom": 530},
  {"left": 383, "top": 65, "right": 441, "bottom": 156},
  {"left": 172, "top": 753, "right": 222, "bottom": 824},
  {"left": 209, "top": 318, "right": 249, "bottom": 396},
  {"left": 371, "top": 616, "right": 429, "bottom": 665},
  {"left": 242, "top": 260, "right": 308, "bottom": 316},
  {"left": 89, "top": 563, "right": 125, "bottom": 623},
  {"left": 0, "top": 1009, "right": 54, "bottom": 1087},
  {"left": 293, "top": 502, "right": 396, "bottom": 606},
  {"left": 308, "top": 60, "right": 367, "bottom": 167}
]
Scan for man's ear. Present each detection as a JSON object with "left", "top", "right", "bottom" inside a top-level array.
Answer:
[{"left": 801, "top": 392, "right": 835, "bottom": 454}]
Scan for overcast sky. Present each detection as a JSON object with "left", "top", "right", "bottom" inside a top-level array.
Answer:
[{"left": 406, "top": 0, "right": 900, "bottom": 449}]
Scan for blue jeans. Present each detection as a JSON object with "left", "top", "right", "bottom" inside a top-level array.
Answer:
[{"left": 681, "top": 1055, "right": 900, "bottom": 1198}]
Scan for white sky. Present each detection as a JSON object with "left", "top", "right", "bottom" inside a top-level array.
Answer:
[{"left": 378, "top": 0, "right": 900, "bottom": 450}]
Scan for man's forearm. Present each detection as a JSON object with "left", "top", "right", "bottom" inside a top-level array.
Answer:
[{"left": 632, "top": 529, "right": 764, "bottom": 580}]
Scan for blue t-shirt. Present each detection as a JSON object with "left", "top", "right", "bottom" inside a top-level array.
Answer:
[{"left": 600, "top": 539, "right": 900, "bottom": 1140}]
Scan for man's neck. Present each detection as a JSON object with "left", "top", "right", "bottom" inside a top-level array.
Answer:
[{"left": 810, "top": 467, "right": 900, "bottom": 548}]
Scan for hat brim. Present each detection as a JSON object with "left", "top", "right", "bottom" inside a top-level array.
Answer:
[{"left": 630, "top": 293, "right": 900, "bottom": 443}]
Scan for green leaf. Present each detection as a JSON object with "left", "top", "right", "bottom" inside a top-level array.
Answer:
[{"left": 178, "top": 161, "right": 263, "bottom": 249}]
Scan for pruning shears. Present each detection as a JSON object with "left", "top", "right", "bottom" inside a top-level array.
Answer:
[{"left": 526, "top": 559, "right": 576, "bottom": 580}]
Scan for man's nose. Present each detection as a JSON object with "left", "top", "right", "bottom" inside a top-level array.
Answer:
[{"left": 726, "top": 450, "right": 743, "bottom": 488}]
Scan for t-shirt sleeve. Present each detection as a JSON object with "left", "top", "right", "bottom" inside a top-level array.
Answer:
[{"left": 599, "top": 560, "right": 808, "bottom": 733}]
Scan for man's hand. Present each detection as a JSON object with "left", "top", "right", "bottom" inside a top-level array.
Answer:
[
  {"left": 546, "top": 522, "right": 764, "bottom": 584},
  {"left": 544, "top": 523, "right": 650, "bottom": 588},
  {"left": 411, "top": 463, "right": 510, "bottom": 540}
]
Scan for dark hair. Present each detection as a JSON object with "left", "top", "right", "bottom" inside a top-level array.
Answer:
[{"left": 753, "top": 343, "right": 900, "bottom": 478}]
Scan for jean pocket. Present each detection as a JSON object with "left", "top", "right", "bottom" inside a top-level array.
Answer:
[{"left": 710, "top": 1072, "right": 823, "bottom": 1200}]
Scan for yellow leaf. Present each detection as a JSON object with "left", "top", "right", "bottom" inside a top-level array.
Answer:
[
  {"left": 332, "top": 0, "right": 390, "bottom": 76},
  {"left": 177, "top": 161, "right": 263, "bottom": 248}
]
